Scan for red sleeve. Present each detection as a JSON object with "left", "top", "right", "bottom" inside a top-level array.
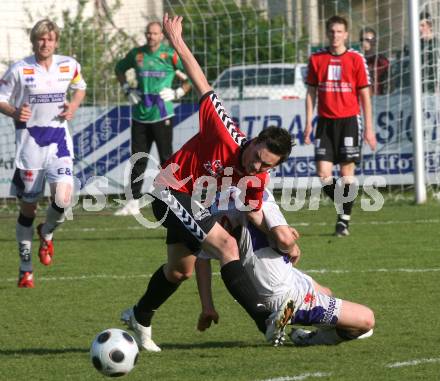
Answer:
[
  {"left": 355, "top": 54, "right": 370, "bottom": 88},
  {"left": 172, "top": 51, "right": 179, "bottom": 68},
  {"left": 306, "top": 56, "right": 318, "bottom": 86},
  {"left": 198, "top": 91, "right": 246, "bottom": 144},
  {"left": 244, "top": 173, "right": 268, "bottom": 211}
]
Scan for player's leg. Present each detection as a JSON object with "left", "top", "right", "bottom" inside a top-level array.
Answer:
[
  {"left": 315, "top": 117, "right": 337, "bottom": 202},
  {"left": 16, "top": 201, "right": 37, "bottom": 288},
  {"left": 152, "top": 118, "right": 173, "bottom": 165},
  {"left": 291, "top": 299, "right": 374, "bottom": 346},
  {"left": 124, "top": 190, "right": 209, "bottom": 350},
  {"left": 203, "top": 222, "right": 280, "bottom": 335},
  {"left": 130, "top": 120, "right": 153, "bottom": 200},
  {"left": 334, "top": 116, "right": 361, "bottom": 236},
  {"left": 335, "top": 300, "right": 375, "bottom": 337},
  {"left": 38, "top": 158, "right": 74, "bottom": 266},
  {"left": 11, "top": 168, "right": 46, "bottom": 287},
  {"left": 335, "top": 162, "right": 356, "bottom": 236},
  {"left": 115, "top": 120, "right": 152, "bottom": 215},
  {"left": 126, "top": 242, "right": 195, "bottom": 352},
  {"left": 317, "top": 160, "right": 335, "bottom": 201}
]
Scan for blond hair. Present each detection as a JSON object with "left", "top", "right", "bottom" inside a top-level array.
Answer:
[{"left": 30, "top": 19, "right": 60, "bottom": 45}]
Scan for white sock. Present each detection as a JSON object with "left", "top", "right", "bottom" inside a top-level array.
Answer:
[
  {"left": 42, "top": 204, "right": 65, "bottom": 240},
  {"left": 16, "top": 223, "right": 33, "bottom": 272}
]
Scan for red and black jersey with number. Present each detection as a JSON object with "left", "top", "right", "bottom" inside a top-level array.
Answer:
[
  {"left": 306, "top": 48, "right": 370, "bottom": 119},
  {"left": 154, "top": 91, "right": 268, "bottom": 210}
]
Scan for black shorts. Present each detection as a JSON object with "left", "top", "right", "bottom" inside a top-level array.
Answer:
[
  {"left": 151, "top": 188, "right": 217, "bottom": 253},
  {"left": 314, "top": 116, "right": 361, "bottom": 164}
]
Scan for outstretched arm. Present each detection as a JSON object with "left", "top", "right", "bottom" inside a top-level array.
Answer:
[
  {"left": 195, "top": 257, "right": 219, "bottom": 331},
  {"left": 162, "top": 13, "right": 211, "bottom": 99}
]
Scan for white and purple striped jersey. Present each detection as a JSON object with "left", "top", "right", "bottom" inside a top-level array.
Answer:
[{"left": 0, "top": 55, "right": 86, "bottom": 169}]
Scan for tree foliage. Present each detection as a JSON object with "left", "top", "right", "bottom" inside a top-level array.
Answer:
[
  {"left": 166, "top": 0, "right": 297, "bottom": 83},
  {"left": 57, "top": 0, "right": 134, "bottom": 105}
]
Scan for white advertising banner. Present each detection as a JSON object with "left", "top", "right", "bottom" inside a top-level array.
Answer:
[{"left": 0, "top": 94, "right": 439, "bottom": 197}]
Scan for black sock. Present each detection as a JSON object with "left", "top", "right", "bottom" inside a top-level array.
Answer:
[
  {"left": 342, "top": 184, "right": 355, "bottom": 221},
  {"left": 51, "top": 200, "right": 64, "bottom": 213},
  {"left": 18, "top": 213, "right": 34, "bottom": 227},
  {"left": 221, "top": 260, "right": 269, "bottom": 333},
  {"left": 336, "top": 327, "right": 357, "bottom": 341},
  {"left": 323, "top": 178, "right": 336, "bottom": 201},
  {"left": 134, "top": 265, "right": 179, "bottom": 326}
]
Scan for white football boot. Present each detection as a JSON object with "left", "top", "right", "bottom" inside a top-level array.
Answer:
[
  {"left": 265, "top": 299, "right": 295, "bottom": 346},
  {"left": 114, "top": 199, "right": 140, "bottom": 216},
  {"left": 120, "top": 307, "right": 161, "bottom": 352}
]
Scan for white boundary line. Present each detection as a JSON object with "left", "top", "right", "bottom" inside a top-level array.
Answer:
[
  {"left": 386, "top": 357, "right": 440, "bottom": 368},
  {"left": 1, "top": 268, "right": 440, "bottom": 283},
  {"left": 255, "top": 372, "right": 331, "bottom": 381},
  {"left": 23, "top": 217, "right": 437, "bottom": 234},
  {"left": 254, "top": 356, "right": 440, "bottom": 381}
]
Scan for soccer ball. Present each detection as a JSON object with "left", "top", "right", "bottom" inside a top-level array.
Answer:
[{"left": 90, "top": 328, "right": 139, "bottom": 377}]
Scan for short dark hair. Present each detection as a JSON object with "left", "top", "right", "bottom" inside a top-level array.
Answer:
[
  {"left": 326, "top": 15, "right": 348, "bottom": 32},
  {"left": 359, "top": 26, "right": 377, "bottom": 41},
  {"left": 255, "top": 126, "right": 293, "bottom": 163},
  {"left": 420, "top": 11, "right": 433, "bottom": 26}
]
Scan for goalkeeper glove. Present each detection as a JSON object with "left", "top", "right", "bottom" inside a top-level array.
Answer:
[
  {"left": 121, "top": 83, "right": 142, "bottom": 105},
  {"left": 159, "top": 87, "right": 185, "bottom": 102}
]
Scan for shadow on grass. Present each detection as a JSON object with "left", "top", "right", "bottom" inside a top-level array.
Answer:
[
  {"left": 159, "top": 341, "right": 266, "bottom": 350},
  {"left": 0, "top": 347, "right": 88, "bottom": 356}
]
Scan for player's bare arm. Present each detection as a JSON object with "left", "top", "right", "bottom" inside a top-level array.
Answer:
[
  {"left": 195, "top": 257, "right": 219, "bottom": 331},
  {"left": 304, "top": 86, "right": 317, "bottom": 144},
  {"left": 359, "top": 87, "right": 376, "bottom": 151},
  {"left": 59, "top": 89, "right": 86, "bottom": 121},
  {"left": 248, "top": 209, "right": 301, "bottom": 262},
  {"left": 162, "top": 13, "right": 211, "bottom": 98},
  {"left": 0, "top": 102, "right": 31, "bottom": 122}
]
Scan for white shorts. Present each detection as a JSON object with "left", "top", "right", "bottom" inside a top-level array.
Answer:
[
  {"left": 262, "top": 267, "right": 342, "bottom": 327},
  {"left": 11, "top": 157, "right": 74, "bottom": 203}
]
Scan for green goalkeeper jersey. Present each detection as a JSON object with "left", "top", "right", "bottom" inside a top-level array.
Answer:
[{"left": 115, "top": 43, "right": 185, "bottom": 123}]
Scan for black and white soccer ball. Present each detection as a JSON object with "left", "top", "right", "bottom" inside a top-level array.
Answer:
[{"left": 90, "top": 328, "right": 139, "bottom": 377}]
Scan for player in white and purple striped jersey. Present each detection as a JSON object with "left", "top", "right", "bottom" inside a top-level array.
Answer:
[
  {"left": 196, "top": 188, "right": 375, "bottom": 346},
  {"left": 0, "top": 19, "right": 86, "bottom": 287}
]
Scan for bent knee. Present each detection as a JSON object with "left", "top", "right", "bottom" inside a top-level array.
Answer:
[
  {"left": 216, "top": 234, "right": 239, "bottom": 261},
  {"left": 323, "top": 286, "right": 333, "bottom": 296},
  {"left": 165, "top": 269, "right": 193, "bottom": 283},
  {"left": 360, "top": 308, "right": 375, "bottom": 332}
]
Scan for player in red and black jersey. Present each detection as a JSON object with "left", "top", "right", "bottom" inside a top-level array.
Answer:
[
  {"left": 304, "top": 15, "right": 377, "bottom": 237},
  {"left": 121, "top": 14, "right": 297, "bottom": 351}
]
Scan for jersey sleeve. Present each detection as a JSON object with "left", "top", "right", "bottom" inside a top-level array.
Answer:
[
  {"left": 115, "top": 49, "right": 135, "bottom": 74},
  {"left": 243, "top": 173, "right": 268, "bottom": 211},
  {"left": 172, "top": 51, "right": 185, "bottom": 72},
  {"left": 262, "top": 193, "right": 288, "bottom": 230},
  {"left": 0, "top": 65, "right": 18, "bottom": 104},
  {"left": 355, "top": 53, "right": 370, "bottom": 88},
  {"left": 69, "top": 61, "right": 87, "bottom": 90},
  {"left": 198, "top": 91, "right": 246, "bottom": 144},
  {"left": 306, "top": 56, "right": 318, "bottom": 86}
]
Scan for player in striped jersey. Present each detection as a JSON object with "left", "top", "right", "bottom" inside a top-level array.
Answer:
[
  {"left": 120, "top": 14, "right": 295, "bottom": 351},
  {"left": 0, "top": 19, "right": 86, "bottom": 287},
  {"left": 304, "top": 15, "right": 377, "bottom": 237},
  {"left": 196, "top": 188, "right": 375, "bottom": 346}
]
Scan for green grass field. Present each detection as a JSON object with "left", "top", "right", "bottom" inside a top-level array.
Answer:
[{"left": 1, "top": 198, "right": 440, "bottom": 381}]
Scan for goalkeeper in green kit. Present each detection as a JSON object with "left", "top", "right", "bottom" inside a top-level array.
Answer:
[{"left": 114, "top": 21, "right": 191, "bottom": 216}]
